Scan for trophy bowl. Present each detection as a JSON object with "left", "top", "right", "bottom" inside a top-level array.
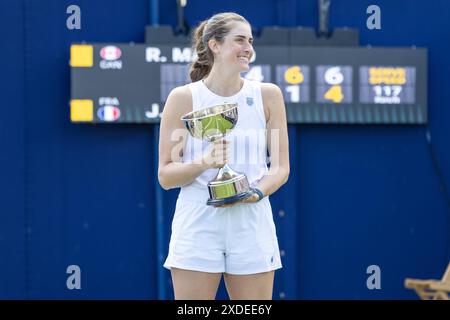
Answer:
[{"left": 181, "top": 103, "right": 254, "bottom": 206}]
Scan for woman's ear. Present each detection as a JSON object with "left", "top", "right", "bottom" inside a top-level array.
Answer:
[{"left": 208, "top": 38, "right": 220, "bottom": 55}]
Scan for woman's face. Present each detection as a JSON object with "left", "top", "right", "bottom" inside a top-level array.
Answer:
[{"left": 213, "top": 21, "right": 254, "bottom": 72}]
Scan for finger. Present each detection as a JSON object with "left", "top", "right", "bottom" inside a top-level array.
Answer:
[
  {"left": 215, "top": 202, "right": 233, "bottom": 208},
  {"left": 219, "top": 142, "right": 229, "bottom": 151},
  {"left": 216, "top": 138, "right": 229, "bottom": 145},
  {"left": 242, "top": 194, "right": 257, "bottom": 203},
  {"left": 213, "top": 149, "right": 224, "bottom": 158}
]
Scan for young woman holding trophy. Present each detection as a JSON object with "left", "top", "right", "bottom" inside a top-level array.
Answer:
[{"left": 158, "top": 12, "right": 290, "bottom": 300}]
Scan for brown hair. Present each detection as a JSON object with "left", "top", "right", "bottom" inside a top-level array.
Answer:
[{"left": 189, "top": 12, "right": 250, "bottom": 82}]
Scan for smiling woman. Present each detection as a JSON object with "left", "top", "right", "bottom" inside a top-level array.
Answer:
[{"left": 158, "top": 12, "right": 290, "bottom": 300}]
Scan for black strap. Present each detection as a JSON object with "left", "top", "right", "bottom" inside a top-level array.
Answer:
[{"left": 252, "top": 188, "right": 264, "bottom": 201}]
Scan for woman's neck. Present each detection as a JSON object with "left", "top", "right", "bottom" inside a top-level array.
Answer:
[{"left": 202, "top": 67, "right": 243, "bottom": 97}]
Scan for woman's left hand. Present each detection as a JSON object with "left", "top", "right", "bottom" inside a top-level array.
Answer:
[{"left": 213, "top": 190, "right": 260, "bottom": 208}]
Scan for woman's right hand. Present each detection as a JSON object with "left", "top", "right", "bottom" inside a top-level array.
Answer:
[{"left": 201, "top": 138, "right": 230, "bottom": 169}]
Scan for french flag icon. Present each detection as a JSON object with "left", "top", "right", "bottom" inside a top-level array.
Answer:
[{"left": 97, "top": 106, "right": 121, "bottom": 122}]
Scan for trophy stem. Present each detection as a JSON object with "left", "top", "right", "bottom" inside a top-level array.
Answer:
[
  {"left": 215, "top": 163, "right": 237, "bottom": 181},
  {"left": 218, "top": 163, "right": 232, "bottom": 173}
]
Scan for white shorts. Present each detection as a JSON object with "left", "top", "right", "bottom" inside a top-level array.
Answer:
[{"left": 163, "top": 196, "right": 282, "bottom": 275}]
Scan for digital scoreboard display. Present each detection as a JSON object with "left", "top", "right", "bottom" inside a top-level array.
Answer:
[
  {"left": 276, "top": 65, "right": 310, "bottom": 103},
  {"left": 316, "top": 65, "right": 353, "bottom": 104},
  {"left": 70, "top": 44, "right": 427, "bottom": 124},
  {"left": 359, "top": 66, "right": 416, "bottom": 104}
]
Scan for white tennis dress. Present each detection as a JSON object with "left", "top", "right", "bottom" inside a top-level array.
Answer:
[{"left": 163, "top": 78, "right": 282, "bottom": 275}]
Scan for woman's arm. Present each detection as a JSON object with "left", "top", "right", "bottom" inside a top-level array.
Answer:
[
  {"left": 158, "top": 86, "right": 201, "bottom": 190},
  {"left": 158, "top": 86, "right": 230, "bottom": 190},
  {"left": 253, "top": 83, "right": 290, "bottom": 197}
]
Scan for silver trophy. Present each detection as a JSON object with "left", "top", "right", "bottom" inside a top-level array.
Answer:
[{"left": 181, "top": 103, "right": 253, "bottom": 206}]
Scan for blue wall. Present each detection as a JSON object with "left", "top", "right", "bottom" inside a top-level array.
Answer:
[{"left": 0, "top": 0, "right": 449, "bottom": 299}]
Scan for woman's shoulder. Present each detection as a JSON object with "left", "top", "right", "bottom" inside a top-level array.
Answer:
[
  {"left": 260, "top": 82, "right": 285, "bottom": 123},
  {"left": 259, "top": 82, "right": 282, "bottom": 96},
  {"left": 255, "top": 82, "right": 283, "bottom": 123},
  {"left": 259, "top": 82, "right": 283, "bottom": 105},
  {"left": 167, "top": 84, "right": 192, "bottom": 106},
  {"left": 163, "top": 84, "right": 193, "bottom": 118},
  {"left": 168, "top": 84, "right": 192, "bottom": 101}
]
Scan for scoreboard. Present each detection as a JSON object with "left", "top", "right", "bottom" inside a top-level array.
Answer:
[{"left": 70, "top": 44, "right": 427, "bottom": 124}]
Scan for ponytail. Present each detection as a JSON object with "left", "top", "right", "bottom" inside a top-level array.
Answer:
[{"left": 189, "top": 20, "right": 212, "bottom": 82}]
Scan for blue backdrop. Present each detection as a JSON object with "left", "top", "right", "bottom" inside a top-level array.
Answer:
[{"left": 0, "top": 0, "right": 449, "bottom": 299}]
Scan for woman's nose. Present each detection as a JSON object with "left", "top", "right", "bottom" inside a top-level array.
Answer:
[{"left": 244, "top": 43, "right": 253, "bottom": 54}]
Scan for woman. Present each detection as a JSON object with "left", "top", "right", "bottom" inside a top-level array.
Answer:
[{"left": 158, "top": 12, "right": 290, "bottom": 300}]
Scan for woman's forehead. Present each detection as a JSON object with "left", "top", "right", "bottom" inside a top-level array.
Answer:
[{"left": 227, "top": 22, "right": 252, "bottom": 38}]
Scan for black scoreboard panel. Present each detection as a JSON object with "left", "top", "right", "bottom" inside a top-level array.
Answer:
[{"left": 70, "top": 44, "right": 427, "bottom": 124}]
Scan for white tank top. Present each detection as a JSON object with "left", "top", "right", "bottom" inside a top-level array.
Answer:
[{"left": 178, "top": 78, "right": 269, "bottom": 202}]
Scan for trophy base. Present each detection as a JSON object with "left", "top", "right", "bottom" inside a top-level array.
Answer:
[
  {"left": 206, "top": 189, "right": 254, "bottom": 206},
  {"left": 206, "top": 164, "right": 253, "bottom": 206}
]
